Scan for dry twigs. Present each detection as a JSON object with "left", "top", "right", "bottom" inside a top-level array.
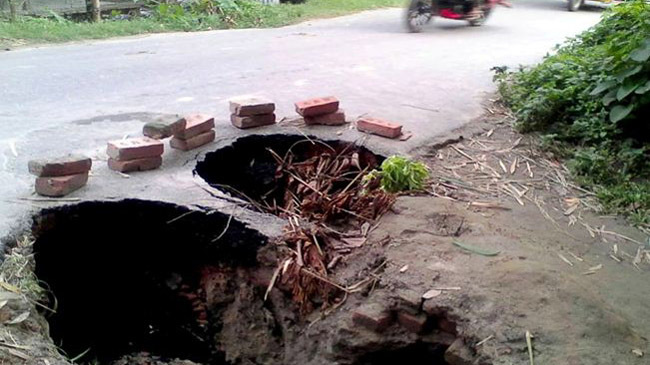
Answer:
[
  {"left": 426, "top": 115, "right": 614, "bottom": 244},
  {"left": 260, "top": 141, "right": 396, "bottom": 313}
]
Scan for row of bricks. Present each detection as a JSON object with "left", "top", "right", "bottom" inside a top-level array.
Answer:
[
  {"left": 108, "top": 114, "right": 216, "bottom": 173},
  {"left": 28, "top": 114, "right": 217, "bottom": 196},
  {"left": 351, "top": 303, "right": 473, "bottom": 364},
  {"left": 28, "top": 96, "right": 408, "bottom": 197},
  {"left": 199, "top": 96, "right": 404, "bottom": 138}
]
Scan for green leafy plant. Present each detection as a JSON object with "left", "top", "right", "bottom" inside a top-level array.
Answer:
[
  {"left": 494, "top": 0, "right": 650, "bottom": 227},
  {"left": 364, "top": 156, "right": 430, "bottom": 193}
]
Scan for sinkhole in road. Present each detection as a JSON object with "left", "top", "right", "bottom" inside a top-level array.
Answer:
[
  {"left": 32, "top": 200, "right": 270, "bottom": 365},
  {"left": 24, "top": 154, "right": 464, "bottom": 365},
  {"left": 194, "top": 134, "right": 384, "bottom": 215}
]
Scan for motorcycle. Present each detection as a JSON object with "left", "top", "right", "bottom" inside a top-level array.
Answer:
[{"left": 405, "top": 0, "right": 502, "bottom": 33}]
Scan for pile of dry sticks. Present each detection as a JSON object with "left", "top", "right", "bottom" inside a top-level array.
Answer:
[{"left": 262, "top": 140, "right": 395, "bottom": 313}]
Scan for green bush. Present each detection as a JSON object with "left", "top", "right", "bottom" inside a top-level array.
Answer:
[
  {"left": 495, "top": 1, "right": 650, "bottom": 227},
  {"left": 150, "top": 0, "right": 299, "bottom": 29},
  {"left": 364, "top": 156, "right": 430, "bottom": 193}
]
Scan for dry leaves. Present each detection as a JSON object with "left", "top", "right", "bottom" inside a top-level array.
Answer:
[
  {"left": 5, "top": 311, "right": 29, "bottom": 325},
  {"left": 583, "top": 264, "right": 603, "bottom": 275},
  {"left": 262, "top": 141, "right": 396, "bottom": 314}
]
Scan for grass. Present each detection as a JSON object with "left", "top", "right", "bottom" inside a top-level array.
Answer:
[
  {"left": 495, "top": 1, "right": 650, "bottom": 229},
  {"left": 0, "top": 0, "right": 404, "bottom": 47},
  {"left": 0, "top": 235, "right": 46, "bottom": 304}
]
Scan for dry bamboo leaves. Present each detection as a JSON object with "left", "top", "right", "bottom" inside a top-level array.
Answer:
[
  {"left": 5, "top": 311, "right": 30, "bottom": 325},
  {"left": 526, "top": 331, "right": 535, "bottom": 365},
  {"left": 452, "top": 240, "right": 500, "bottom": 257},
  {"left": 265, "top": 141, "right": 396, "bottom": 314},
  {"left": 583, "top": 264, "right": 603, "bottom": 275},
  {"left": 557, "top": 253, "right": 574, "bottom": 267},
  {"left": 267, "top": 144, "right": 394, "bottom": 224}
]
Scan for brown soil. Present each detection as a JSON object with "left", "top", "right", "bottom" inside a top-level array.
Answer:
[{"left": 1, "top": 104, "right": 648, "bottom": 365}]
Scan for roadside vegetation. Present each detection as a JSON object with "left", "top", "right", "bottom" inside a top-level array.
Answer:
[
  {"left": 0, "top": 0, "right": 402, "bottom": 46},
  {"left": 495, "top": 1, "right": 650, "bottom": 228}
]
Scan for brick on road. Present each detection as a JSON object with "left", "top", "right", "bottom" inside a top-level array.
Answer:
[
  {"left": 356, "top": 116, "right": 403, "bottom": 139},
  {"left": 229, "top": 97, "right": 275, "bottom": 116},
  {"left": 230, "top": 113, "right": 276, "bottom": 129},
  {"left": 108, "top": 156, "right": 163, "bottom": 173},
  {"left": 304, "top": 109, "right": 346, "bottom": 126},
  {"left": 142, "top": 116, "right": 186, "bottom": 139},
  {"left": 35, "top": 173, "right": 88, "bottom": 197},
  {"left": 171, "top": 130, "right": 216, "bottom": 151},
  {"left": 28, "top": 154, "right": 92, "bottom": 177},
  {"left": 107, "top": 137, "right": 164, "bottom": 161},
  {"left": 174, "top": 114, "right": 215, "bottom": 140},
  {"left": 295, "top": 97, "right": 339, "bottom": 117}
]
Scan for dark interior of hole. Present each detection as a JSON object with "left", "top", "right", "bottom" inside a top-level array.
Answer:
[
  {"left": 194, "top": 134, "right": 384, "bottom": 206},
  {"left": 354, "top": 342, "right": 450, "bottom": 365},
  {"left": 32, "top": 200, "right": 267, "bottom": 364}
]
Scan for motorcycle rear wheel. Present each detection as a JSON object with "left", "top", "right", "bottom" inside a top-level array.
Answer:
[{"left": 406, "top": 0, "right": 433, "bottom": 33}]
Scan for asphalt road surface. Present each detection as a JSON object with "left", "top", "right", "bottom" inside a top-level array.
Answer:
[{"left": 0, "top": 0, "right": 602, "bottom": 235}]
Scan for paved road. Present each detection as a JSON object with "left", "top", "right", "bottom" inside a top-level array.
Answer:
[{"left": 0, "top": 0, "right": 601, "bottom": 235}]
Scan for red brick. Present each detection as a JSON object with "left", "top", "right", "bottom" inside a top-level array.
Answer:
[
  {"left": 35, "top": 173, "right": 88, "bottom": 197},
  {"left": 397, "top": 311, "right": 429, "bottom": 334},
  {"left": 352, "top": 303, "right": 394, "bottom": 332},
  {"left": 229, "top": 97, "right": 275, "bottom": 116},
  {"left": 356, "top": 117, "right": 403, "bottom": 139},
  {"left": 170, "top": 130, "right": 215, "bottom": 151},
  {"left": 108, "top": 156, "right": 162, "bottom": 173},
  {"left": 295, "top": 96, "right": 339, "bottom": 117},
  {"left": 230, "top": 113, "right": 276, "bottom": 129},
  {"left": 142, "top": 116, "right": 186, "bottom": 139},
  {"left": 304, "top": 109, "right": 346, "bottom": 126},
  {"left": 107, "top": 137, "right": 164, "bottom": 161},
  {"left": 174, "top": 114, "right": 215, "bottom": 139},
  {"left": 28, "top": 154, "right": 92, "bottom": 177}
]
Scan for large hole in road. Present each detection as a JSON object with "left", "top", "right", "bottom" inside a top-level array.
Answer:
[
  {"left": 32, "top": 200, "right": 273, "bottom": 365},
  {"left": 28, "top": 199, "right": 461, "bottom": 365},
  {"left": 194, "top": 134, "right": 384, "bottom": 212},
  {"left": 24, "top": 138, "right": 467, "bottom": 365}
]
